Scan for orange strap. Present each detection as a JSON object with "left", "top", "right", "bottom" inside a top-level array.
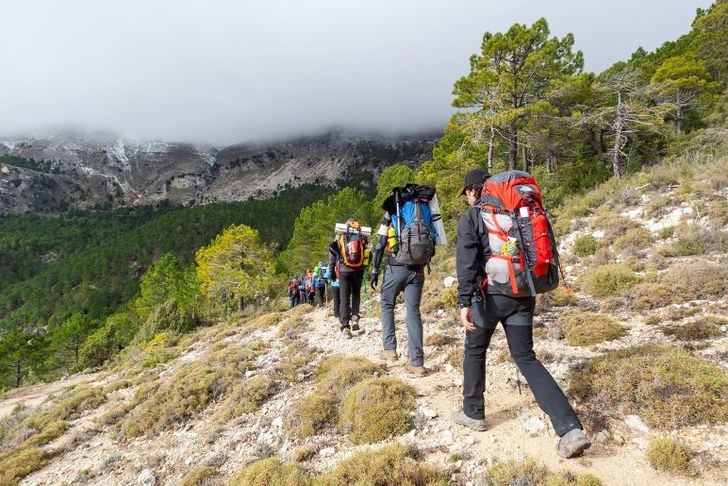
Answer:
[{"left": 491, "top": 254, "right": 520, "bottom": 295}]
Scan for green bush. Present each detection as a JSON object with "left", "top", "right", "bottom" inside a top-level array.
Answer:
[
  {"left": 483, "top": 458, "right": 603, "bottom": 485},
  {"left": 0, "top": 448, "right": 47, "bottom": 485},
  {"left": 316, "top": 444, "right": 448, "bottom": 485},
  {"left": 660, "top": 319, "right": 722, "bottom": 341},
  {"left": 229, "top": 458, "right": 310, "bottom": 486},
  {"left": 289, "top": 356, "right": 383, "bottom": 438},
  {"left": 572, "top": 234, "right": 601, "bottom": 257},
  {"left": 646, "top": 438, "right": 694, "bottom": 476},
  {"left": 568, "top": 344, "right": 728, "bottom": 428},
  {"left": 180, "top": 466, "right": 218, "bottom": 486},
  {"left": 581, "top": 264, "right": 640, "bottom": 298},
  {"left": 613, "top": 227, "right": 652, "bottom": 252},
  {"left": 561, "top": 311, "right": 627, "bottom": 346},
  {"left": 338, "top": 377, "right": 417, "bottom": 444}
]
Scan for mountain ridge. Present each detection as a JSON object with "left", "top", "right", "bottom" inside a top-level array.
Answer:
[{"left": 0, "top": 130, "right": 439, "bottom": 215}]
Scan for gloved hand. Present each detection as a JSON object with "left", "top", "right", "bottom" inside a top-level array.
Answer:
[{"left": 370, "top": 270, "right": 379, "bottom": 290}]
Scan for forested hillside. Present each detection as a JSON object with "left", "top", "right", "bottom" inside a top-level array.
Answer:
[{"left": 0, "top": 184, "right": 337, "bottom": 389}]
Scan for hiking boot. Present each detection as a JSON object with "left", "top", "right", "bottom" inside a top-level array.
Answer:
[
  {"left": 378, "top": 349, "right": 398, "bottom": 362},
  {"left": 451, "top": 409, "right": 487, "bottom": 431},
  {"left": 350, "top": 314, "right": 360, "bottom": 332},
  {"left": 341, "top": 327, "right": 352, "bottom": 339},
  {"left": 405, "top": 364, "right": 428, "bottom": 377},
  {"left": 556, "top": 428, "right": 591, "bottom": 458}
]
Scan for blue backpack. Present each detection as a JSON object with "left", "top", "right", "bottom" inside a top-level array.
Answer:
[{"left": 395, "top": 200, "right": 437, "bottom": 266}]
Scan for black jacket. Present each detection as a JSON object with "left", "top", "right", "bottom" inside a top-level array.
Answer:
[{"left": 456, "top": 207, "right": 490, "bottom": 308}]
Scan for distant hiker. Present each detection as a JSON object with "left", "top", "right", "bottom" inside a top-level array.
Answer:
[
  {"left": 324, "top": 255, "right": 340, "bottom": 318},
  {"left": 452, "top": 169, "right": 591, "bottom": 459},
  {"left": 313, "top": 261, "right": 328, "bottom": 307},
  {"left": 288, "top": 275, "right": 301, "bottom": 308},
  {"left": 371, "top": 184, "right": 442, "bottom": 377},
  {"left": 329, "top": 218, "right": 369, "bottom": 338},
  {"left": 304, "top": 268, "right": 316, "bottom": 305},
  {"left": 297, "top": 270, "right": 307, "bottom": 306}
]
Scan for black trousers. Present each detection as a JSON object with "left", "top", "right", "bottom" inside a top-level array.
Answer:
[
  {"left": 332, "top": 286, "right": 340, "bottom": 318},
  {"left": 316, "top": 286, "right": 326, "bottom": 307},
  {"left": 338, "top": 270, "right": 363, "bottom": 329},
  {"left": 463, "top": 294, "right": 582, "bottom": 437},
  {"left": 289, "top": 292, "right": 300, "bottom": 308}
]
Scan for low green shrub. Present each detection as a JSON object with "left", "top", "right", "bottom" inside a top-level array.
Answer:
[
  {"left": 180, "top": 466, "right": 218, "bottom": 486},
  {"left": 122, "top": 341, "right": 267, "bottom": 437},
  {"left": 0, "top": 448, "right": 47, "bottom": 485},
  {"left": 660, "top": 320, "right": 722, "bottom": 341},
  {"left": 289, "top": 356, "right": 383, "bottom": 438},
  {"left": 568, "top": 344, "right": 728, "bottom": 428},
  {"left": 581, "top": 264, "right": 640, "bottom": 298},
  {"left": 424, "top": 333, "right": 455, "bottom": 347},
  {"left": 214, "top": 374, "right": 276, "bottom": 421},
  {"left": 613, "top": 227, "right": 652, "bottom": 253},
  {"left": 572, "top": 234, "right": 601, "bottom": 257},
  {"left": 483, "top": 458, "right": 603, "bottom": 485},
  {"left": 561, "top": 312, "right": 627, "bottom": 347},
  {"left": 646, "top": 438, "right": 694, "bottom": 476},
  {"left": 229, "top": 458, "right": 310, "bottom": 486},
  {"left": 338, "top": 377, "right": 417, "bottom": 444}
]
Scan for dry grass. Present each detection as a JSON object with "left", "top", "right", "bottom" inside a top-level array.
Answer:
[
  {"left": 580, "top": 264, "right": 640, "bottom": 298},
  {"left": 561, "top": 311, "right": 627, "bottom": 347},
  {"left": 229, "top": 457, "right": 310, "bottom": 486},
  {"left": 630, "top": 262, "right": 728, "bottom": 310},
  {"left": 646, "top": 438, "right": 695, "bottom": 476},
  {"left": 483, "top": 458, "right": 603, "bottom": 485},
  {"left": 229, "top": 444, "right": 448, "bottom": 486},
  {"left": 122, "top": 341, "right": 268, "bottom": 437},
  {"left": 447, "top": 348, "right": 463, "bottom": 368},
  {"left": 425, "top": 333, "right": 455, "bottom": 347},
  {"left": 317, "top": 444, "right": 448, "bottom": 485},
  {"left": 612, "top": 227, "right": 652, "bottom": 253},
  {"left": 571, "top": 234, "right": 601, "bottom": 258},
  {"left": 214, "top": 374, "right": 276, "bottom": 422},
  {"left": 0, "top": 448, "right": 47, "bottom": 486},
  {"left": 179, "top": 466, "right": 218, "bottom": 486},
  {"left": 289, "top": 356, "right": 384, "bottom": 438},
  {"left": 338, "top": 377, "right": 417, "bottom": 444},
  {"left": 660, "top": 319, "right": 723, "bottom": 341},
  {"left": 568, "top": 344, "right": 728, "bottom": 429}
]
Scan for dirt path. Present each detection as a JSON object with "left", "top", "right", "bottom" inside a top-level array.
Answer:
[{"left": 0, "top": 371, "right": 105, "bottom": 419}]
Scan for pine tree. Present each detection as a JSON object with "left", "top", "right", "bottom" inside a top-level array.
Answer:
[{"left": 195, "top": 225, "right": 276, "bottom": 313}]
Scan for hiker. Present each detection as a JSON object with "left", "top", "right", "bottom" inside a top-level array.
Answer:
[
  {"left": 329, "top": 218, "right": 368, "bottom": 338},
  {"left": 324, "top": 255, "right": 340, "bottom": 318},
  {"left": 451, "top": 168, "right": 591, "bottom": 459},
  {"left": 304, "top": 268, "right": 316, "bottom": 305},
  {"left": 313, "top": 261, "right": 328, "bottom": 307},
  {"left": 370, "top": 184, "right": 439, "bottom": 377},
  {"left": 288, "top": 275, "right": 301, "bottom": 308},
  {"left": 297, "top": 270, "right": 307, "bottom": 306}
]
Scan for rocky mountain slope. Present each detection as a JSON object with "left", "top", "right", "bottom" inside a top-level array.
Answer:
[
  {"left": 0, "top": 130, "right": 438, "bottom": 215},
  {"left": 1, "top": 153, "right": 726, "bottom": 486}
]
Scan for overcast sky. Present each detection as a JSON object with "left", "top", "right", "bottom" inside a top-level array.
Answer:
[{"left": 0, "top": 0, "right": 712, "bottom": 145}]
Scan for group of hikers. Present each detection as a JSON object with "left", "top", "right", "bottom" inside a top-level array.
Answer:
[{"left": 287, "top": 168, "right": 591, "bottom": 459}]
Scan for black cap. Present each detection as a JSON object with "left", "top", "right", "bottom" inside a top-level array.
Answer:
[{"left": 459, "top": 169, "right": 490, "bottom": 196}]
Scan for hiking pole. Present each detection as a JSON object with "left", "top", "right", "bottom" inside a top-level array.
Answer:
[{"left": 362, "top": 272, "right": 375, "bottom": 333}]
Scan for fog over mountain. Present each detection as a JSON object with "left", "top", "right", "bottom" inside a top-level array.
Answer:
[{"left": 0, "top": 0, "right": 711, "bottom": 145}]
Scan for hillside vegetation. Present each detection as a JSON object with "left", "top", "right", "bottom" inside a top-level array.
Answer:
[{"left": 1, "top": 2, "right": 727, "bottom": 484}]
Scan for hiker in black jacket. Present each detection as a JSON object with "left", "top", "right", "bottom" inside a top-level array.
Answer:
[{"left": 452, "top": 169, "right": 591, "bottom": 459}]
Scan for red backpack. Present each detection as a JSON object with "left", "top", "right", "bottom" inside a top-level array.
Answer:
[{"left": 478, "top": 170, "right": 560, "bottom": 297}]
